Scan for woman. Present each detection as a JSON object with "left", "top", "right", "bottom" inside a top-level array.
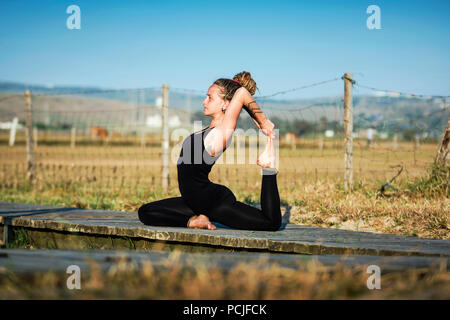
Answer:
[{"left": 138, "top": 71, "right": 281, "bottom": 231}]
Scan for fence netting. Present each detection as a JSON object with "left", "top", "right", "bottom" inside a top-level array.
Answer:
[{"left": 0, "top": 79, "right": 448, "bottom": 200}]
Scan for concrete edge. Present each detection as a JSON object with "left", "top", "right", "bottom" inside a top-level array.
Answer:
[{"left": 6, "top": 217, "right": 449, "bottom": 257}]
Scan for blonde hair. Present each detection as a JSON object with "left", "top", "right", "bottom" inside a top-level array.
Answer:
[{"left": 213, "top": 71, "right": 259, "bottom": 101}]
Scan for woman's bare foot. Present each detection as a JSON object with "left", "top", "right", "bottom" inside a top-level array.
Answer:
[
  {"left": 257, "top": 135, "right": 276, "bottom": 169},
  {"left": 187, "top": 214, "right": 216, "bottom": 230}
]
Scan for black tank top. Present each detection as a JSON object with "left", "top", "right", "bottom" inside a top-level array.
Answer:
[{"left": 177, "top": 126, "right": 234, "bottom": 213}]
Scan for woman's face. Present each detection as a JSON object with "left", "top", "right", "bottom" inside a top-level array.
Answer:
[{"left": 202, "top": 84, "right": 228, "bottom": 117}]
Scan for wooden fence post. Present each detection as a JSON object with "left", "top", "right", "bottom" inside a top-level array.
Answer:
[
  {"left": 343, "top": 73, "right": 353, "bottom": 192},
  {"left": 9, "top": 117, "right": 18, "bottom": 147},
  {"left": 25, "top": 90, "right": 35, "bottom": 184},
  {"left": 71, "top": 127, "right": 76, "bottom": 148},
  {"left": 435, "top": 117, "right": 450, "bottom": 168},
  {"left": 33, "top": 127, "right": 38, "bottom": 149},
  {"left": 318, "top": 135, "right": 324, "bottom": 152},
  {"left": 141, "top": 129, "right": 146, "bottom": 148},
  {"left": 161, "top": 84, "right": 170, "bottom": 190},
  {"left": 392, "top": 133, "right": 398, "bottom": 150}
]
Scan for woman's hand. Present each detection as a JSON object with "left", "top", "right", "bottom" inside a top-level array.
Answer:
[{"left": 260, "top": 119, "right": 276, "bottom": 139}]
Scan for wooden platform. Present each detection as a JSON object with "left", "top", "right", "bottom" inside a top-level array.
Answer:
[{"left": 1, "top": 202, "right": 449, "bottom": 257}]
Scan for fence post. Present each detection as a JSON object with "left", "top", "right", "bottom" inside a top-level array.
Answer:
[
  {"left": 435, "top": 117, "right": 450, "bottom": 168},
  {"left": 161, "top": 84, "right": 170, "bottom": 191},
  {"left": 318, "top": 135, "right": 323, "bottom": 152},
  {"left": 33, "top": 127, "right": 38, "bottom": 149},
  {"left": 141, "top": 129, "right": 146, "bottom": 148},
  {"left": 343, "top": 73, "right": 353, "bottom": 192},
  {"left": 140, "top": 88, "right": 147, "bottom": 148},
  {"left": 392, "top": 133, "right": 398, "bottom": 150},
  {"left": 71, "top": 127, "right": 76, "bottom": 148},
  {"left": 25, "top": 90, "right": 35, "bottom": 184},
  {"left": 413, "top": 135, "right": 419, "bottom": 166},
  {"left": 9, "top": 117, "right": 18, "bottom": 146}
]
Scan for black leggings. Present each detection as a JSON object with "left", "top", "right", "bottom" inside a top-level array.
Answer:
[{"left": 138, "top": 172, "right": 281, "bottom": 231}]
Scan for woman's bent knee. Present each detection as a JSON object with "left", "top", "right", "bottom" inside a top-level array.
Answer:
[{"left": 138, "top": 203, "right": 155, "bottom": 225}]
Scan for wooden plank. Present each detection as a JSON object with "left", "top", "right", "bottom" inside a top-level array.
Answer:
[{"left": 1, "top": 202, "right": 449, "bottom": 257}]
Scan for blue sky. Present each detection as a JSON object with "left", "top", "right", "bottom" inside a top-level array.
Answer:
[{"left": 0, "top": 0, "right": 449, "bottom": 99}]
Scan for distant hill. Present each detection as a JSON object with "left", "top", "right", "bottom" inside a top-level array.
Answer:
[{"left": 0, "top": 80, "right": 447, "bottom": 137}]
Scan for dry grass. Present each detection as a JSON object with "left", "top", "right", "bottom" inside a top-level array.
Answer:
[
  {"left": 0, "top": 137, "right": 448, "bottom": 300},
  {"left": 0, "top": 138, "right": 448, "bottom": 239},
  {"left": 0, "top": 253, "right": 449, "bottom": 299},
  {"left": 286, "top": 187, "right": 449, "bottom": 239}
]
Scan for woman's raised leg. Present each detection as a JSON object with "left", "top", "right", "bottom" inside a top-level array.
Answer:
[
  {"left": 207, "top": 133, "right": 281, "bottom": 231},
  {"left": 207, "top": 171, "right": 282, "bottom": 231}
]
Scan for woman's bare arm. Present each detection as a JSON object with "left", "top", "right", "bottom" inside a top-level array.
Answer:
[
  {"left": 208, "top": 87, "right": 273, "bottom": 156},
  {"left": 241, "top": 95, "right": 275, "bottom": 137}
]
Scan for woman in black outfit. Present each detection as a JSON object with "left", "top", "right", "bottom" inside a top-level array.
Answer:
[{"left": 138, "top": 71, "right": 281, "bottom": 231}]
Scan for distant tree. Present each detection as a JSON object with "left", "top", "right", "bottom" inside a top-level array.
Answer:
[
  {"left": 329, "top": 120, "right": 344, "bottom": 133},
  {"left": 402, "top": 129, "right": 417, "bottom": 141},
  {"left": 319, "top": 116, "right": 328, "bottom": 131},
  {"left": 293, "top": 119, "right": 314, "bottom": 137}
]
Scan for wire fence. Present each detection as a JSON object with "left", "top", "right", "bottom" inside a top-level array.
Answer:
[{"left": 0, "top": 75, "right": 448, "bottom": 198}]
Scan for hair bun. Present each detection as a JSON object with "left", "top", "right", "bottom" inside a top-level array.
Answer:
[{"left": 233, "top": 71, "right": 258, "bottom": 95}]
